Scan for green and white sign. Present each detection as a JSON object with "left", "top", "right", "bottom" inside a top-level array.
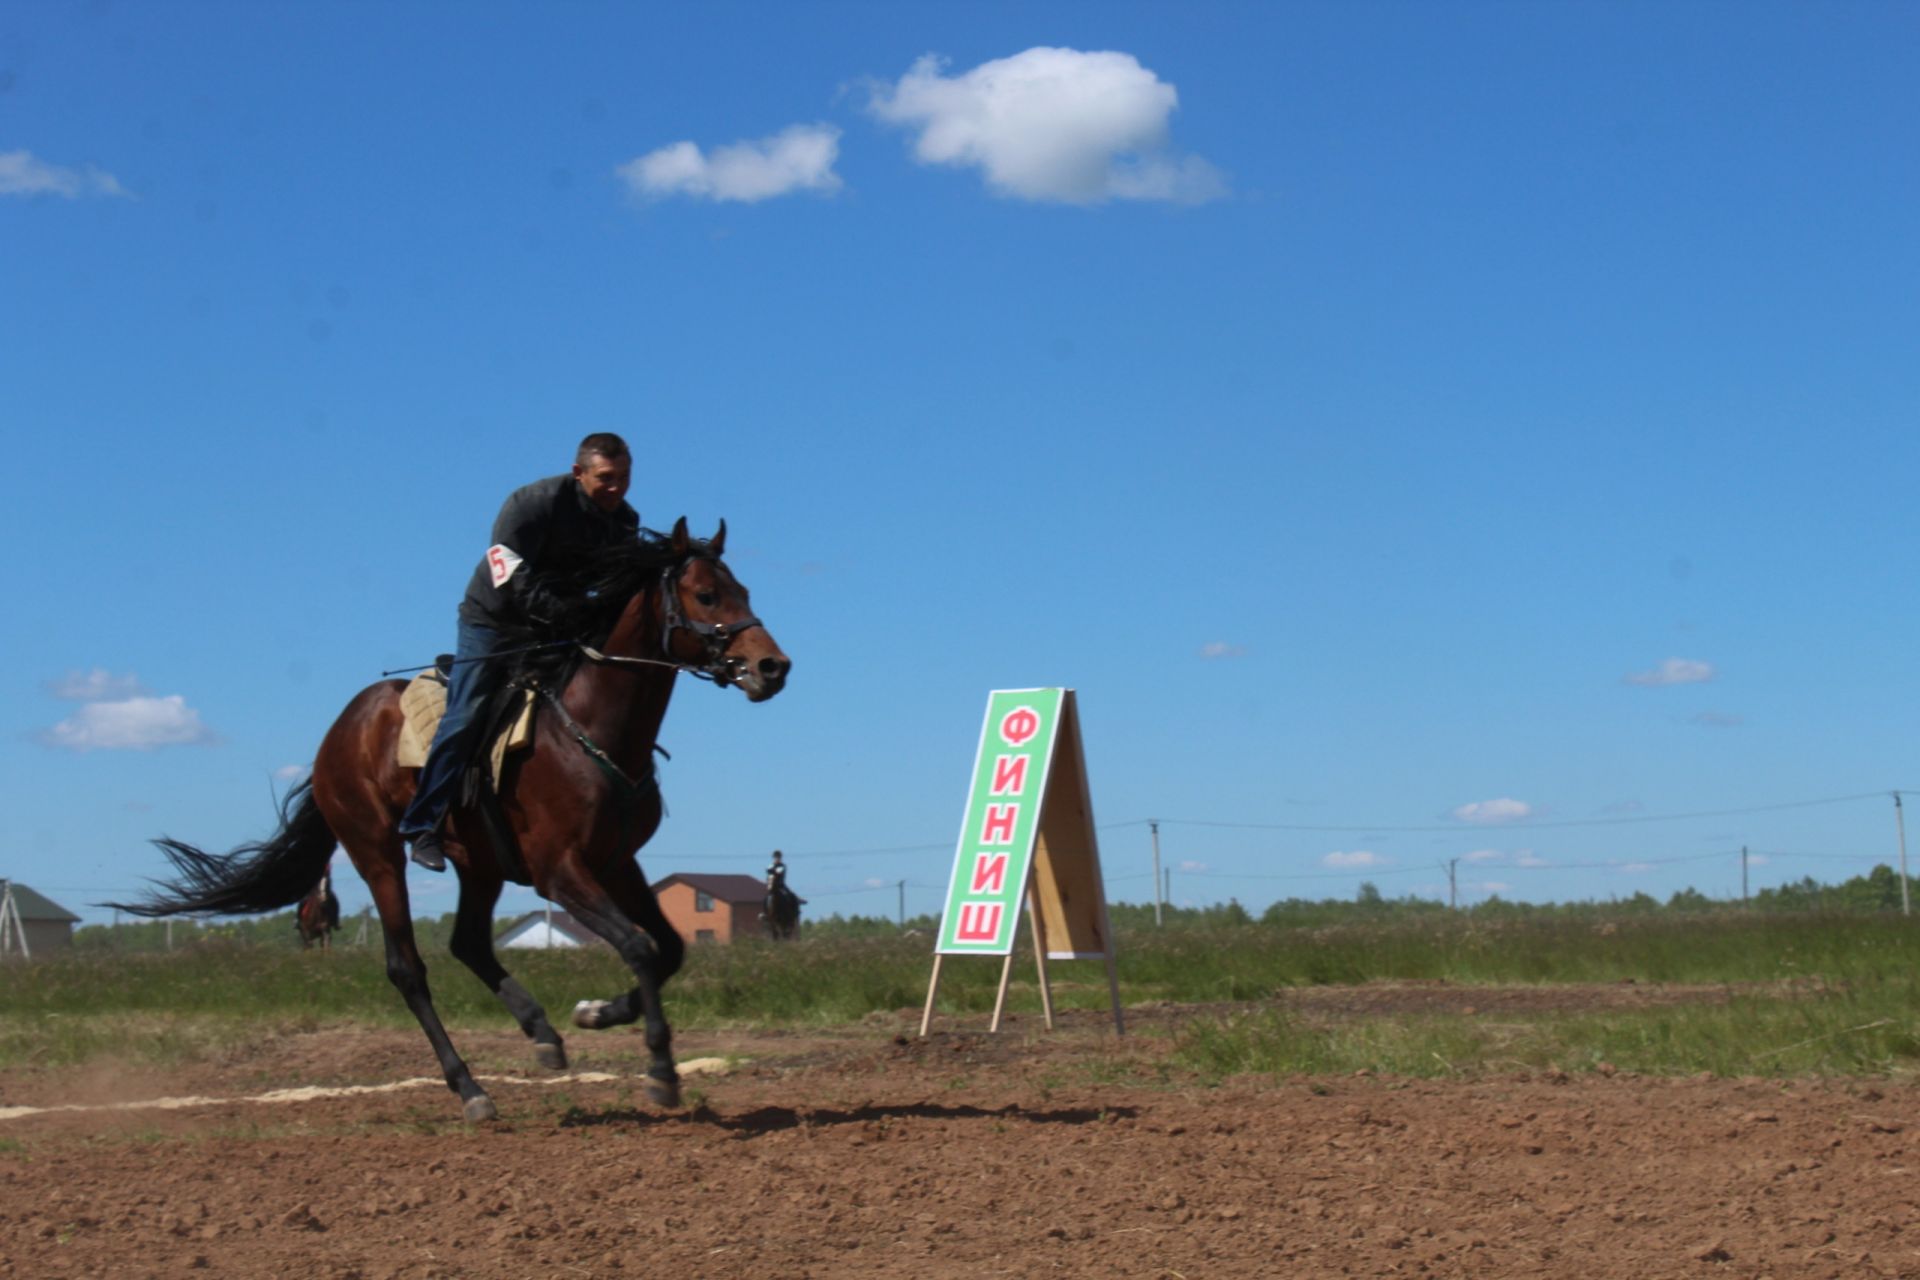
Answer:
[{"left": 936, "top": 688, "right": 1065, "bottom": 955}]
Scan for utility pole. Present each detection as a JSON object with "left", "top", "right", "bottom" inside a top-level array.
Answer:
[
  {"left": 1150, "top": 821, "right": 1164, "bottom": 927},
  {"left": 1741, "top": 845, "right": 1749, "bottom": 906},
  {"left": 898, "top": 879, "right": 906, "bottom": 928},
  {"left": 1447, "top": 858, "right": 1459, "bottom": 910},
  {"left": 1896, "top": 793, "right": 1912, "bottom": 917}
]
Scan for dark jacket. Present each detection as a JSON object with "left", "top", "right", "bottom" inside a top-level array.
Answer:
[{"left": 459, "top": 475, "right": 640, "bottom": 628}]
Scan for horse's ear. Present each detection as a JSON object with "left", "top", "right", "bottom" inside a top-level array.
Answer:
[
  {"left": 710, "top": 519, "right": 727, "bottom": 556},
  {"left": 670, "top": 517, "right": 690, "bottom": 554}
]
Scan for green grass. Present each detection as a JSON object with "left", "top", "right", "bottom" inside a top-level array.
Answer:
[
  {"left": 8, "top": 912, "right": 1920, "bottom": 1077},
  {"left": 1171, "top": 983, "right": 1920, "bottom": 1081}
]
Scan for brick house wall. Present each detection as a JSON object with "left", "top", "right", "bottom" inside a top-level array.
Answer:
[{"left": 652, "top": 874, "right": 769, "bottom": 944}]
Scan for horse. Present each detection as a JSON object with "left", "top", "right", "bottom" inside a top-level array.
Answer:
[
  {"left": 763, "top": 882, "right": 803, "bottom": 940},
  {"left": 110, "top": 519, "right": 790, "bottom": 1121},
  {"left": 295, "top": 869, "right": 340, "bottom": 950}
]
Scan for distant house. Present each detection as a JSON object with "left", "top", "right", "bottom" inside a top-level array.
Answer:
[
  {"left": 652, "top": 873, "right": 768, "bottom": 944},
  {"left": 496, "top": 909, "right": 606, "bottom": 950},
  {"left": 0, "top": 880, "right": 81, "bottom": 958}
]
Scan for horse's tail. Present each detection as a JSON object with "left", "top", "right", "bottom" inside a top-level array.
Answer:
[{"left": 107, "top": 780, "right": 337, "bottom": 919}]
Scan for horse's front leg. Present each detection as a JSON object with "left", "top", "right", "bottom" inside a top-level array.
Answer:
[{"left": 553, "top": 856, "right": 684, "bottom": 1106}]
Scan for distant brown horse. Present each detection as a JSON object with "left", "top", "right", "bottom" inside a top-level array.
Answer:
[
  {"left": 112, "top": 520, "right": 790, "bottom": 1121},
  {"left": 763, "top": 881, "right": 803, "bottom": 941},
  {"left": 295, "top": 869, "right": 340, "bottom": 950}
]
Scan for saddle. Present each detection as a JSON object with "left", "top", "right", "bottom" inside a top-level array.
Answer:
[{"left": 395, "top": 667, "right": 537, "bottom": 787}]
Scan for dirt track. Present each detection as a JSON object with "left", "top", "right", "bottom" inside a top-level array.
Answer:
[{"left": 2, "top": 989, "right": 1918, "bottom": 1279}]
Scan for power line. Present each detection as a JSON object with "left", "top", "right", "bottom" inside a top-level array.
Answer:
[
  {"left": 1170, "top": 848, "right": 1851, "bottom": 883},
  {"left": 1112, "top": 790, "right": 1905, "bottom": 834},
  {"left": 1179, "top": 865, "right": 1430, "bottom": 882}
]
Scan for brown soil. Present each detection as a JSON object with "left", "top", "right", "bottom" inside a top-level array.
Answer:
[{"left": 1, "top": 984, "right": 1916, "bottom": 1279}]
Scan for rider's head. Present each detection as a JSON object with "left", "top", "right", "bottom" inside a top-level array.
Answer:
[{"left": 573, "top": 433, "right": 632, "bottom": 513}]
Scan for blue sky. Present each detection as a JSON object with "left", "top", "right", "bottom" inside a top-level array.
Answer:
[{"left": 5, "top": 2, "right": 1918, "bottom": 927}]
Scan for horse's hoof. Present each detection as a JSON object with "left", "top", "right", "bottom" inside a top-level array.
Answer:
[
  {"left": 535, "top": 1041, "right": 568, "bottom": 1071},
  {"left": 572, "top": 999, "right": 609, "bottom": 1030},
  {"left": 463, "top": 1094, "right": 498, "bottom": 1123},
  {"left": 644, "top": 1074, "right": 681, "bottom": 1109}
]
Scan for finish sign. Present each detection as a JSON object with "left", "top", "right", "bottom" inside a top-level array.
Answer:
[
  {"left": 924, "top": 688, "right": 1122, "bottom": 1036},
  {"left": 936, "top": 689, "right": 1064, "bottom": 954}
]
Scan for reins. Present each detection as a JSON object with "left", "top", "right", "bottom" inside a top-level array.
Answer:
[
  {"left": 382, "top": 554, "right": 763, "bottom": 685},
  {"left": 386, "top": 551, "right": 759, "bottom": 825}
]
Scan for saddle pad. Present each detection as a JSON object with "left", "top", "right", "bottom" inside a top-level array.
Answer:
[
  {"left": 396, "top": 670, "right": 536, "bottom": 787},
  {"left": 488, "top": 693, "right": 536, "bottom": 785},
  {"left": 396, "top": 671, "right": 448, "bottom": 767}
]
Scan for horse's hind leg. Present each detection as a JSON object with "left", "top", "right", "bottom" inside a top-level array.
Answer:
[
  {"left": 448, "top": 866, "right": 568, "bottom": 1071},
  {"left": 551, "top": 857, "right": 684, "bottom": 1106},
  {"left": 353, "top": 853, "right": 498, "bottom": 1122}
]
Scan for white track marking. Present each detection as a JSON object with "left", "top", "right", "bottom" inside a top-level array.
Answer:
[{"left": 0, "top": 1057, "right": 734, "bottom": 1123}]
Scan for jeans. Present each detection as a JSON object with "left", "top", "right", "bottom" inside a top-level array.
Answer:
[{"left": 398, "top": 619, "right": 505, "bottom": 840}]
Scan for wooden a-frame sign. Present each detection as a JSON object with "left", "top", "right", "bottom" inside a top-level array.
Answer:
[{"left": 920, "top": 688, "right": 1124, "bottom": 1037}]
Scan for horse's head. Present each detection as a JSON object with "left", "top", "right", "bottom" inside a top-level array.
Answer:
[{"left": 661, "top": 517, "right": 791, "bottom": 702}]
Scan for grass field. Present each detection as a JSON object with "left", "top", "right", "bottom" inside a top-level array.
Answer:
[{"left": 7, "top": 911, "right": 1920, "bottom": 1080}]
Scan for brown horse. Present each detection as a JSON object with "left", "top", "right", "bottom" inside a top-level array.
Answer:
[
  {"left": 112, "top": 519, "right": 789, "bottom": 1121},
  {"left": 763, "top": 881, "right": 803, "bottom": 940},
  {"left": 295, "top": 868, "right": 340, "bottom": 950}
]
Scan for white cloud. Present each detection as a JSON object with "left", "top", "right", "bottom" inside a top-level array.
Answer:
[
  {"left": 40, "top": 695, "right": 217, "bottom": 751},
  {"left": 1199, "top": 641, "right": 1246, "bottom": 660},
  {"left": 1461, "top": 848, "right": 1503, "bottom": 863},
  {"left": 868, "top": 48, "right": 1225, "bottom": 205},
  {"left": 1514, "top": 851, "right": 1549, "bottom": 867},
  {"left": 1178, "top": 860, "right": 1208, "bottom": 873},
  {"left": 274, "top": 763, "right": 311, "bottom": 781},
  {"left": 1451, "top": 797, "right": 1533, "bottom": 825},
  {"left": 1617, "top": 862, "right": 1654, "bottom": 874},
  {"left": 46, "top": 668, "right": 146, "bottom": 701},
  {"left": 1478, "top": 881, "right": 1511, "bottom": 893},
  {"left": 1323, "top": 850, "right": 1386, "bottom": 868},
  {"left": 0, "top": 150, "right": 129, "bottom": 199},
  {"left": 618, "top": 124, "right": 842, "bottom": 203},
  {"left": 1748, "top": 853, "right": 1771, "bottom": 866},
  {"left": 1625, "top": 657, "right": 1715, "bottom": 687}
]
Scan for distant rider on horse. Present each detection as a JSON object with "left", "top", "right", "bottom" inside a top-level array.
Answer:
[
  {"left": 400, "top": 433, "right": 641, "bottom": 871},
  {"left": 765, "top": 850, "right": 803, "bottom": 938}
]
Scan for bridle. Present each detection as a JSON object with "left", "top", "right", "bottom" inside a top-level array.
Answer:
[
  {"left": 544, "top": 552, "right": 764, "bottom": 807},
  {"left": 577, "top": 553, "right": 764, "bottom": 686}
]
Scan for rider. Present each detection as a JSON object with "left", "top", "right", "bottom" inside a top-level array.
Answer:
[
  {"left": 399, "top": 433, "right": 641, "bottom": 871},
  {"left": 766, "top": 850, "right": 787, "bottom": 895}
]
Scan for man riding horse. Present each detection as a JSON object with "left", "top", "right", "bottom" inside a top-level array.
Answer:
[
  {"left": 764, "top": 849, "right": 803, "bottom": 940},
  {"left": 110, "top": 442, "right": 791, "bottom": 1122},
  {"left": 401, "top": 433, "right": 640, "bottom": 871}
]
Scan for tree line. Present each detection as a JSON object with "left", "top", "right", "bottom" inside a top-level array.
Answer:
[{"left": 70, "top": 864, "right": 1914, "bottom": 952}]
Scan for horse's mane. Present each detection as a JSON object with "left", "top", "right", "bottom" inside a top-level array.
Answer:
[{"left": 494, "top": 528, "right": 717, "bottom": 687}]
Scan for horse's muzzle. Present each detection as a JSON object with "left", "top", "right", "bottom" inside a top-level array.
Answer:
[{"left": 737, "top": 653, "right": 791, "bottom": 702}]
